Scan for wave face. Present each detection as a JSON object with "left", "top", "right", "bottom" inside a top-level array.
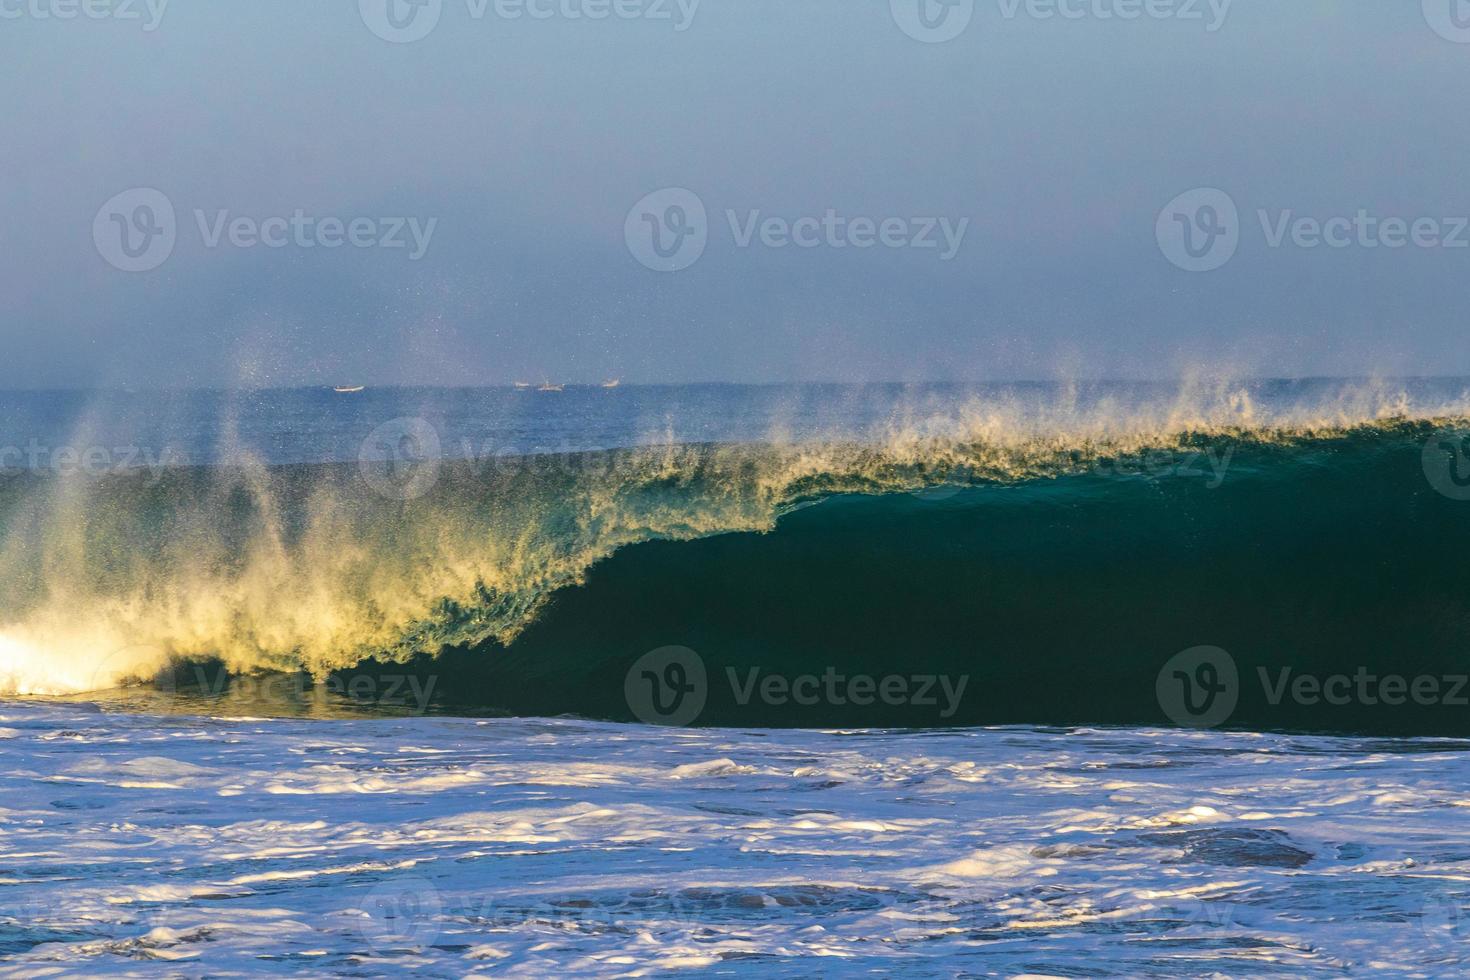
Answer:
[
  {"left": 386, "top": 419, "right": 1470, "bottom": 734},
  {"left": 3, "top": 379, "right": 1470, "bottom": 733}
]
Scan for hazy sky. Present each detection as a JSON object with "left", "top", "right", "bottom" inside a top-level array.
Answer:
[{"left": 3, "top": 1, "right": 1469, "bottom": 388}]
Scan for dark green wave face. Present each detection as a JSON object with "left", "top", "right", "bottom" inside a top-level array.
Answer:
[
  {"left": 7, "top": 416, "right": 1470, "bottom": 735},
  {"left": 358, "top": 421, "right": 1470, "bottom": 735}
]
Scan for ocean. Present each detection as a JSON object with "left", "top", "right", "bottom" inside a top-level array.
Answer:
[{"left": 4, "top": 378, "right": 1470, "bottom": 975}]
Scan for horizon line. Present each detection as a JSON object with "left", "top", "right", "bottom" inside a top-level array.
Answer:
[{"left": 4, "top": 375, "right": 1470, "bottom": 395}]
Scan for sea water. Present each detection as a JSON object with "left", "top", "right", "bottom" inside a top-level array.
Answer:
[{"left": 4, "top": 379, "right": 1470, "bottom": 974}]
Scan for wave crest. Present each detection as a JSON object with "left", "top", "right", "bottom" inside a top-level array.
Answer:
[{"left": 1, "top": 378, "right": 1466, "bottom": 695}]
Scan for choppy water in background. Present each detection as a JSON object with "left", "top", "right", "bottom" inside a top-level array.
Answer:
[
  {"left": 4, "top": 701, "right": 1470, "bottom": 976},
  {"left": 3, "top": 377, "right": 1468, "bottom": 469},
  {"left": 4, "top": 383, "right": 1060, "bottom": 469}
]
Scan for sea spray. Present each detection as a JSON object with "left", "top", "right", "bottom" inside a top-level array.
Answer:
[{"left": 2, "top": 378, "right": 1468, "bottom": 701}]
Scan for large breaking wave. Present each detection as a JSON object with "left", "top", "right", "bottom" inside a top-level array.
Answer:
[{"left": 3, "top": 378, "right": 1470, "bottom": 733}]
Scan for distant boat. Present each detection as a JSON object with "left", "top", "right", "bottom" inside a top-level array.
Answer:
[
  {"left": 333, "top": 385, "right": 365, "bottom": 394},
  {"left": 602, "top": 378, "right": 621, "bottom": 389},
  {"left": 538, "top": 382, "right": 564, "bottom": 392},
  {"left": 513, "top": 381, "right": 532, "bottom": 389}
]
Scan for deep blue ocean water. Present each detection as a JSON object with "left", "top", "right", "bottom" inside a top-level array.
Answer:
[{"left": 2, "top": 377, "right": 1466, "bottom": 469}]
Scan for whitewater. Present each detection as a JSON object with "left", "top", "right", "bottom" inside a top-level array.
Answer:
[{"left": 5, "top": 702, "right": 1470, "bottom": 976}]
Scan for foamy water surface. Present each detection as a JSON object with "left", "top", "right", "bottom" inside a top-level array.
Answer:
[{"left": 3, "top": 702, "right": 1470, "bottom": 976}]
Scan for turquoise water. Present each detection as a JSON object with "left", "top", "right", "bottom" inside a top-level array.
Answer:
[{"left": 1, "top": 378, "right": 1469, "bottom": 734}]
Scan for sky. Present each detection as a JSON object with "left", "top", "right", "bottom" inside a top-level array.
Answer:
[{"left": 3, "top": 0, "right": 1469, "bottom": 388}]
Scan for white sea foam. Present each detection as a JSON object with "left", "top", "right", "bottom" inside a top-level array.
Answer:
[{"left": 1, "top": 704, "right": 1469, "bottom": 975}]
